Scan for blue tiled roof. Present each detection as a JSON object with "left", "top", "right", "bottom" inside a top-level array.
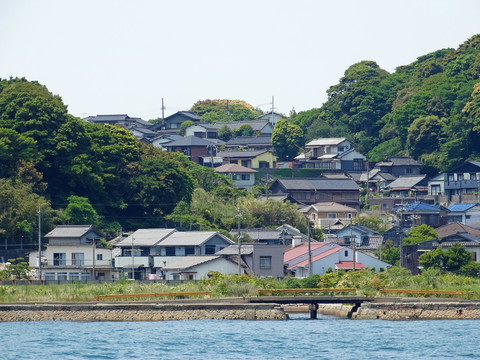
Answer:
[
  {"left": 448, "top": 203, "right": 480, "bottom": 212},
  {"left": 394, "top": 202, "right": 441, "bottom": 212}
]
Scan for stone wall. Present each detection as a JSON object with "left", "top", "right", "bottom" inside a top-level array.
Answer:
[
  {"left": 353, "top": 301, "right": 480, "bottom": 320},
  {"left": 0, "top": 303, "right": 287, "bottom": 322}
]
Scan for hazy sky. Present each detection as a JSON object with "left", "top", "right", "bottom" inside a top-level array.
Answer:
[{"left": 1, "top": 0, "right": 479, "bottom": 120}]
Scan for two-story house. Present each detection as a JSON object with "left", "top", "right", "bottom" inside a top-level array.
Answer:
[
  {"left": 269, "top": 177, "right": 361, "bottom": 209},
  {"left": 300, "top": 202, "right": 358, "bottom": 229},
  {"left": 296, "top": 138, "right": 366, "bottom": 171},
  {"left": 28, "top": 225, "right": 114, "bottom": 282},
  {"left": 216, "top": 149, "right": 277, "bottom": 169},
  {"left": 225, "top": 135, "right": 273, "bottom": 152},
  {"left": 113, "top": 229, "right": 234, "bottom": 280},
  {"left": 428, "top": 161, "right": 480, "bottom": 201},
  {"left": 165, "top": 136, "right": 220, "bottom": 165},
  {"left": 447, "top": 203, "right": 480, "bottom": 225},
  {"left": 374, "top": 157, "right": 423, "bottom": 177},
  {"left": 214, "top": 163, "right": 257, "bottom": 190},
  {"left": 151, "top": 111, "right": 202, "bottom": 133},
  {"left": 184, "top": 123, "right": 219, "bottom": 139}
]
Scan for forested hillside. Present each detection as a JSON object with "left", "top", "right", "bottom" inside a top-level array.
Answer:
[{"left": 289, "top": 34, "right": 480, "bottom": 174}]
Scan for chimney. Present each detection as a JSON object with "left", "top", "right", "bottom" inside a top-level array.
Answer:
[{"left": 292, "top": 236, "right": 302, "bottom": 248}]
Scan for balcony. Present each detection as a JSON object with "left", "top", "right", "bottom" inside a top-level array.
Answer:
[
  {"left": 114, "top": 256, "right": 151, "bottom": 268},
  {"left": 444, "top": 179, "right": 479, "bottom": 190}
]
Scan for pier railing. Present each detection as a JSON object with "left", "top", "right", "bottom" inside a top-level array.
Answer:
[
  {"left": 97, "top": 291, "right": 211, "bottom": 301},
  {"left": 257, "top": 288, "right": 356, "bottom": 296}
]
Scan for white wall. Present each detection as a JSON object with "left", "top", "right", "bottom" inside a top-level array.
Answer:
[{"left": 165, "top": 258, "right": 239, "bottom": 280}]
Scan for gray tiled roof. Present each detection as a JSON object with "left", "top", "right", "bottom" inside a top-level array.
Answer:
[
  {"left": 158, "top": 231, "right": 233, "bottom": 246},
  {"left": 45, "top": 225, "right": 99, "bottom": 238},
  {"left": 216, "top": 244, "right": 254, "bottom": 255},
  {"left": 275, "top": 178, "right": 360, "bottom": 191},
  {"left": 166, "top": 136, "right": 218, "bottom": 147},
  {"left": 387, "top": 175, "right": 427, "bottom": 188},
  {"left": 116, "top": 229, "right": 177, "bottom": 247},
  {"left": 162, "top": 256, "right": 221, "bottom": 270},
  {"left": 212, "top": 121, "right": 271, "bottom": 131},
  {"left": 216, "top": 149, "right": 271, "bottom": 158},
  {"left": 226, "top": 135, "right": 272, "bottom": 146}
]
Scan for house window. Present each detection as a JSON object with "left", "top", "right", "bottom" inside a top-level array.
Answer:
[
  {"left": 166, "top": 247, "right": 176, "bottom": 256},
  {"left": 69, "top": 272, "right": 80, "bottom": 281},
  {"left": 205, "top": 245, "right": 216, "bottom": 255},
  {"left": 344, "top": 250, "right": 348, "bottom": 257},
  {"left": 405, "top": 167, "right": 413, "bottom": 174},
  {"left": 71, "top": 253, "right": 84, "bottom": 266},
  {"left": 342, "top": 192, "right": 359, "bottom": 200},
  {"left": 81, "top": 273, "right": 91, "bottom": 281},
  {"left": 173, "top": 274, "right": 180, "bottom": 281},
  {"left": 347, "top": 213, "right": 352, "bottom": 219},
  {"left": 322, "top": 161, "right": 332, "bottom": 169},
  {"left": 458, "top": 174, "right": 464, "bottom": 181},
  {"left": 448, "top": 174, "right": 454, "bottom": 182},
  {"left": 338, "top": 146, "right": 345, "bottom": 153},
  {"left": 53, "top": 253, "right": 66, "bottom": 266},
  {"left": 353, "top": 159, "right": 364, "bottom": 171},
  {"left": 185, "top": 247, "right": 195, "bottom": 256},
  {"left": 57, "top": 272, "right": 67, "bottom": 281},
  {"left": 258, "top": 161, "right": 270, "bottom": 169},
  {"left": 241, "top": 174, "right": 250, "bottom": 181},
  {"left": 241, "top": 160, "right": 249, "bottom": 167},
  {"left": 430, "top": 185, "right": 441, "bottom": 195},
  {"left": 327, "top": 213, "right": 337, "bottom": 219},
  {"left": 470, "top": 173, "right": 477, "bottom": 180},
  {"left": 316, "top": 192, "right": 333, "bottom": 201},
  {"left": 260, "top": 256, "right": 272, "bottom": 270},
  {"left": 44, "top": 272, "right": 55, "bottom": 281},
  {"left": 311, "top": 213, "right": 316, "bottom": 221},
  {"left": 97, "top": 254, "right": 103, "bottom": 261},
  {"left": 449, "top": 215, "right": 463, "bottom": 223}
]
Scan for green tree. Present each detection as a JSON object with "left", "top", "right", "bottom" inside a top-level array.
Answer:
[
  {"left": 443, "top": 243, "right": 471, "bottom": 273},
  {"left": 357, "top": 213, "right": 389, "bottom": 233},
  {"left": 217, "top": 125, "right": 233, "bottom": 141},
  {"left": 402, "top": 224, "right": 438, "bottom": 245},
  {"left": 233, "top": 124, "right": 254, "bottom": 137},
  {"left": 178, "top": 120, "right": 194, "bottom": 136},
  {"left": 271, "top": 118, "right": 304, "bottom": 161},
  {"left": 419, "top": 246, "right": 444, "bottom": 269},
  {"left": 375, "top": 240, "right": 400, "bottom": 265},
  {"left": 62, "top": 195, "right": 100, "bottom": 226},
  {"left": 406, "top": 115, "right": 444, "bottom": 158},
  {"left": 0, "top": 258, "right": 31, "bottom": 280}
]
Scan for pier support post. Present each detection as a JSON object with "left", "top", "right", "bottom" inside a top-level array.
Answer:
[{"left": 309, "top": 303, "right": 318, "bottom": 319}]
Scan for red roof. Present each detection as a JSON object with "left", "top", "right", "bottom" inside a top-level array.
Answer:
[
  {"left": 288, "top": 246, "right": 344, "bottom": 269},
  {"left": 284, "top": 242, "right": 329, "bottom": 263},
  {"left": 335, "top": 261, "right": 364, "bottom": 269}
]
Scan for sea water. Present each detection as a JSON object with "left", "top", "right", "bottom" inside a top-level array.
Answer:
[{"left": 0, "top": 314, "right": 476, "bottom": 359}]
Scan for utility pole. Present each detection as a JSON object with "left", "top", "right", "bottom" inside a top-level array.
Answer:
[
  {"left": 92, "top": 237, "right": 96, "bottom": 281},
  {"left": 161, "top": 98, "right": 165, "bottom": 121},
  {"left": 271, "top": 96, "right": 275, "bottom": 125},
  {"left": 38, "top": 207, "right": 42, "bottom": 281},
  {"left": 131, "top": 236, "right": 135, "bottom": 280},
  {"left": 307, "top": 220, "right": 312, "bottom": 276},
  {"left": 351, "top": 218, "right": 356, "bottom": 271},
  {"left": 237, "top": 208, "right": 242, "bottom": 275}
]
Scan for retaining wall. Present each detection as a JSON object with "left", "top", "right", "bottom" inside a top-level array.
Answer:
[{"left": 0, "top": 302, "right": 287, "bottom": 322}]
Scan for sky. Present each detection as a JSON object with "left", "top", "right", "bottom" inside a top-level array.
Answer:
[{"left": 1, "top": 0, "right": 479, "bottom": 120}]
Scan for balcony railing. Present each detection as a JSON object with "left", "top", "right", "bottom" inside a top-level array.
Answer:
[{"left": 444, "top": 179, "right": 479, "bottom": 190}]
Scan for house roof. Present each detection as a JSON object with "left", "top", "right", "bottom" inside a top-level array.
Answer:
[
  {"left": 436, "top": 222, "right": 480, "bottom": 238},
  {"left": 283, "top": 242, "right": 330, "bottom": 263},
  {"left": 307, "top": 202, "right": 358, "bottom": 213},
  {"left": 212, "top": 121, "right": 271, "bottom": 131},
  {"left": 166, "top": 136, "right": 218, "bottom": 147},
  {"left": 395, "top": 202, "right": 444, "bottom": 212},
  {"left": 288, "top": 246, "right": 344, "bottom": 269},
  {"left": 162, "top": 256, "right": 222, "bottom": 270},
  {"left": 272, "top": 178, "right": 360, "bottom": 191},
  {"left": 382, "top": 157, "right": 422, "bottom": 166},
  {"left": 306, "top": 138, "right": 348, "bottom": 146},
  {"left": 165, "top": 111, "right": 202, "bottom": 122},
  {"left": 189, "top": 122, "right": 218, "bottom": 130},
  {"left": 45, "top": 225, "right": 101, "bottom": 238},
  {"left": 335, "top": 261, "right": 365, "bottom": 270},
  {"left": 336, "top": 224, "right": 378, "bottom": 235},
  {"left": 158, "top": 231, "right": 233, "bottom": 247},
  {"left": 116, "top": 229, "right": 177, "bottom": 247},
  {"left": 447, "top": 203, "right": 480, "bottom": 212},
  {"left": 226, "top": 135, "right": 272, "bottom": 146},
  {"left": 216, "top": 149, "right": 272, "bottom": 159},
  {"left": 214, "top": 164, "right": 258, "bottom": 173},
  {"left": 387, "top": 175, "right": 427, "bottom": 189},
  {"left": 216, "top": 244, "right": 255, "bottom": 255},
  {"left": 84, "top": 114, "right": 151, "bottom": 127}
]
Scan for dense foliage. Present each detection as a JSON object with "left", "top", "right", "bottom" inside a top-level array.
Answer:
[
  {"left": 190, "top": 99, "right": 260, "bottom": 123},
  {"left": 288, "top": 35, "right": 480, "bottom": 173}
]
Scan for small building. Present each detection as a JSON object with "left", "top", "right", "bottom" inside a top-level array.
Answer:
[
  {"left": 214, "top": 163, "right": 257, "bottom": 190},
  {"left": 216, "top": 149, "right": 277, "bottom": 169},
  {"left": 184, "top": 123, "right": 219, "bottom": 139},
  {"left": 29, "top": 225, "right": 114, "bottom": 282},
  {"left": 394, "top": 202, "right": 449, "bottom": 229},
  {"left": 162, "top": 256, "right": 240, "bottom": 281},
  {"left": 269, "top": 177, "right": 360, "bottom": 209},
  {"left": 374, "top": 157, "right": 423, "bottom": 177},
  {"left": 151, "top": 111, "right": 202, "bottom": 132},
  {"left": 300, "top": 202, "right": 358, "bottom": 229},
  {"left": 428, "top": 161, "right": 480, "bottom": 199},
  {"left": 447, "top": 203, "right": 480, "bottom": 225},
  {"left": 225, "top": 135, "right": 273, "bottom": 152},
  {"left": 165, "top": 136, "right": 219, "bottom": 165},
  {"left": 385, "top": 175, "right": 428, "bottom": 197},
  {"left": 331, "top": 224, "right": 383, "bottom": 249},
  {"left": 216, "top": 243, "right": 285, "bottom": 278}
]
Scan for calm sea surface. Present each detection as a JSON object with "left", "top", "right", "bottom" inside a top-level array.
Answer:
[{"left": 0, "top": 314, "right": 477, "bottom": 360}]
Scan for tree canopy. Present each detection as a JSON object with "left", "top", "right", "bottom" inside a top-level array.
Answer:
[{"left": 271, "top": 119, "right": 304, "bottom": 161}]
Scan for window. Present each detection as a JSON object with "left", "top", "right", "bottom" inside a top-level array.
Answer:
[
  {"left": 45, "top": 272, "right": 55, "bottom": 281},
  {"left": 338, "top": 146, "right": 345, "bottom": 153},
  {"left": 322, "top": 161, "right": 332, "bottom": 169},
  {"left": 327, "top": 213, "right": 337, "bottom": 219},
  {"left": 166, "top": 247, "right": 176, "bottom": 256},
  {"left": 185, "top": 247, "right": 195, "bottom": 256},
  {"left": 344, "top": 250, "right": 348, "bottom": 257},
  {"left": 342, "top": 192, "right": 359, "bottom": 200},
  {"left": 97, "top": 254, "right": 103, "bottom": 261},
  {"left": 458, "top": 174, "right": 464, "bottom": 181},
  {"left": 353, "top": 159, "right": 364, "bottom": 171},
  {"left": 347, "top": 213, "right": 352, "bottom": 219},
  {"left": 241, "top": 174, "right": 250, "bottom": 181},
  {"left": 241, "top": 160, "right": 250, "bottom": 167},
  {"left": 69, "top": 272, "right": 80, "bottom": 281},
  {"left": 53, "top": 253, "right": 66, "bottom": 266},
  {"left": 316, "top": 192, "right": 333, "bottom": 201},
  {"left": 71, "top": 253, "right": 84, "bottom": 266},
  {"left": 295, "top": 192, "right": 311, "bottom": 200},
  {"left": 205, "top": 245, "right": 216, "bottom": 255},
  {"left": 449, "top": 215, "right": 463, "bottom": 223},
  {"left": 260, "top": 256, "right": 272, "bottom": 270},
  {"left": 430, "top": 185, "right": 441, "bottom": 195},
  {"left": 311, "top": 213, "right": 316, "bottom": 221},
  {"left": 81, "top": 273, "right": 91, "bottom": 281},
  {"left": 405, "top": 167, "right": 413, "bottom": 174},
  {"left": 471, "top": 173, "right": 477, "bottom": 180},
  {"left": 448, "top": 174, "right": 454, "bottom": 182},
  {"left": 57, "top": 272, "right": 67, "bottom": 281}
]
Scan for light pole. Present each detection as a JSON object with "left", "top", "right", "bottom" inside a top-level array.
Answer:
[
  {"left": 38, "top": 208, "right": 42, "bottom": 281},
  {"left": 131, "top": 236, "right": 135, "bottom": 280}
]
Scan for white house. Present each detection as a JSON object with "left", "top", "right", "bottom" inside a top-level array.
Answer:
[
  {"left": 29, "top": 225, "right": 114, "bottom": 281},
  {"left": 214, "top": 163, "right": 257, "bottom": 190},
  {"left": 447, "top": 203, "right": 480, "bottom": 225},
  {"left": 162, "top": 256, "right": 240, "bottom": 281},
  {"left": 284, "top": 241, "right": 390, "bottom": 278}
]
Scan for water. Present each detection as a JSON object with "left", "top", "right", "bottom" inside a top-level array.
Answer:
[{"left": 0, "top": 314, "right": 477, "bottom": 359}]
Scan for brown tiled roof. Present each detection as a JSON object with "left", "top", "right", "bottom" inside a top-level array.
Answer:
[{"left": 436, "top": 222, "right": 480, "bottom": 238}]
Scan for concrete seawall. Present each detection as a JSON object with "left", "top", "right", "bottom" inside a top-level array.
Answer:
[{"left": 0, "top": 302, "right": 288, "bottom": 322}]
